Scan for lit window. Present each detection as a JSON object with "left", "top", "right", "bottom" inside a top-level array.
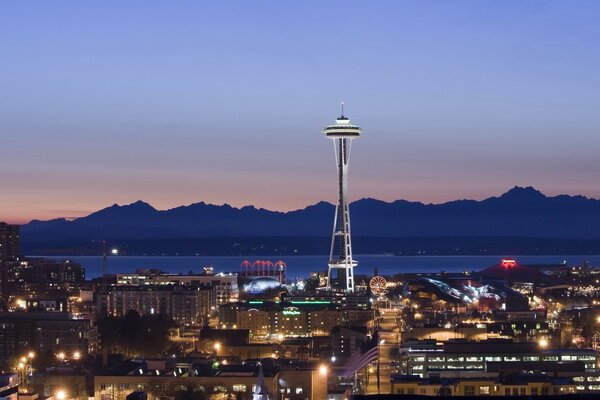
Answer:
[{"left": 233, "top": 385, "right": 246, "bottom": 392}]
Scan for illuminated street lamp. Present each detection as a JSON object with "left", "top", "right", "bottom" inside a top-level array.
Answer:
[
  {"left": 213, "top": 342, "right": 221, "bottom": 353},
  {"left": 319, "top": 364, "right": 328, "bottom": 376},
  {"left": 73, "top": 351, "right": 81, "bottom": 360},
  {"left": 539, "top": 338, "right": 549, "bottom": 348},
  {"left": 55, "top": 390, "right": 67, "bottom": 400},
  {"left": 111, "top": 248, "right": 119, "bottom": 255},
  {"left": 57, "top": 352, "right": 66, "bottom": 361}
]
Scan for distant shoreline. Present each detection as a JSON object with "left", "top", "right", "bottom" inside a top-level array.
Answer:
[{"left": 31, "top": 254, "right": 600, "bottom": 280}]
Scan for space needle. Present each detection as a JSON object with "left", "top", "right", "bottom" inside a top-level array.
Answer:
[{"left": 324, "top": 104, "right": 362, "bottom": 293}]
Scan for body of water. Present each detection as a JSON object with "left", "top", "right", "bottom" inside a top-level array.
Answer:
[{"left": 30, "top": 254, "right": 600, "bottom": 280}]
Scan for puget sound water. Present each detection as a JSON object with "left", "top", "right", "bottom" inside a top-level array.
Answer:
[{"left": 31, "top": 254, "right": 600, "bottom": 280}]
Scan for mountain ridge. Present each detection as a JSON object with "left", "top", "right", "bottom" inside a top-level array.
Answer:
[{"left": 19, "top": 186, "right": 600, "bottom": 243}]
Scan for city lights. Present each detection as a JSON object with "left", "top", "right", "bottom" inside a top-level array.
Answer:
[
  {"left": 319, "top": 364, "right": 328, "bottom": 376},
  {"left": 2, "top": 4, "right": 599, "bottom": 399}
]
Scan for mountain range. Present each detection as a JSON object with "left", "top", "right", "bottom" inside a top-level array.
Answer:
[{"left": 19, "top": 186, "right": 600, "bottom": 255}]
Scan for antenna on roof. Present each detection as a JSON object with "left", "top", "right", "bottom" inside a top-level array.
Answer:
[{"left": 341, "top": 101, "right": 344, "bottom": 117}]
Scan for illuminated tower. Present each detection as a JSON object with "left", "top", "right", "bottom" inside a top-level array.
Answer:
[{"left": 324, "top": 105, "right": 362, "bottom": 292}]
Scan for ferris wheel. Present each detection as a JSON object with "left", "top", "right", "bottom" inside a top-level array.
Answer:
[{"left": 369, "top": 276, "right": 387, "bottom": 296}]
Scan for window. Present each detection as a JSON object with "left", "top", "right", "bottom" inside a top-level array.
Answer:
[
  {"left": 531, "top": 387, "right": 538, "bottom": 395},
  {"left": 464, "top": 386, "right": 475, "bottom": 395},
  {"left": 479, "top": 386, "right": 490, "bottom": 395},
  {"left": 578, "top": 356, "right": 596, "bottom": 361},
  {"left": 233, "top": 385, "right": 246, "bottom": 392},
  {"left": 295, "top": 388, "right": 303, "bottom": 394}
]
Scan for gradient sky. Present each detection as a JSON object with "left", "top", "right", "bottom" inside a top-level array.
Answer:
[{"left": 1, "top": 1, "right": 600, "bottom": 223}]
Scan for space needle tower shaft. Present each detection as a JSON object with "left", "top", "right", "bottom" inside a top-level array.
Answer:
[{"left": 323, "top": 105, "right": 362, "bottom": 292}]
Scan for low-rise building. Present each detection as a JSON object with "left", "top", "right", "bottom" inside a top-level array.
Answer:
[
  {"left": 390, "top": 374, "right": 577, "bottom": 397},
  {"left": 115, "top": 270, "right": 238, "bottom": 307},
  {"left": 88, "top": 361, "right": 327, "bottom": 400},
  {"left": 0, "top": 312, "right": 90, "bottom": 368},
  {"left": 399, "top": 339, "right": 599, "bottom": 394},
  {"left": 219, "top": 301, "right": 372, "bottom": 339},
  {"left": 97, "top": 285, "right": 211, "bottom": 327}
]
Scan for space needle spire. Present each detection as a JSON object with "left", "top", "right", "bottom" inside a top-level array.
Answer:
[{"left": 323, "top": 105, "right": 362, "bottom": 292}]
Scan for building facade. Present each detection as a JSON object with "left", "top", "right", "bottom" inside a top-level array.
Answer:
[{"left": 97, "top": 285, "right": 211, "bottom": 327}]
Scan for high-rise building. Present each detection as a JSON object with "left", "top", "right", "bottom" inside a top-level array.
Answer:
[
  {"left": 323, "top": 109, "right": 362, "bottom": 292},
  {"left": 0, "top": 223, "right": 20, "bottom": 303},
  {"left": 0, "top": 223, "right": 19, "bottom": 261}
]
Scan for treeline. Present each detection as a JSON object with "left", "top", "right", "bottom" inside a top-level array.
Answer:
[{"left": 97, "top": 310, "right": 175, "bottom": 357}]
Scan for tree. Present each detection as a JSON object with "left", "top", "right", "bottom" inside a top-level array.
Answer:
[{"left": 97, "top": 311, "right": 175, "bottom": 357}]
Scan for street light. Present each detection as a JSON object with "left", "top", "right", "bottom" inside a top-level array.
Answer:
[
  {"left": 55, "top": 390, "right": 67, "bottom": 400},
  {"left": 111, "top": 248, "right": 118, "bottom": 255},
  {"left": 319, "top": 364, "right": 328, "bottom": 376},
  {"left": 57, "top": 352, "right": 66, "bottom": 361},
  {"left": 73, "top": 351, "right": 81, "bottom": 360},
  {"left": 539, "top": 338, "right": 548, "bottom": 348}
]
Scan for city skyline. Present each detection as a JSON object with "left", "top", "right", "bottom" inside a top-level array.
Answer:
[{"left": 2, "top": 1, "right": 600, "bottom": 223}]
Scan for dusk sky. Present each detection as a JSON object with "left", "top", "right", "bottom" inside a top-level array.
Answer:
[{"left": 1, "top": 1, "right": 600, "bottom": 223}]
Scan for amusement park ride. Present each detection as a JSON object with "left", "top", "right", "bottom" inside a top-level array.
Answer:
[
  {"left": 239, "top": 260, "right": 286, "bottom": 283},
  {"left": 369, "top": 276, "right": 387, "bottom": 298}
]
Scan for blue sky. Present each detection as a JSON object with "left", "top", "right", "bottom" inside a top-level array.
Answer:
[{"left": 1, "top": 1, "right": 600, "bottom": 222}]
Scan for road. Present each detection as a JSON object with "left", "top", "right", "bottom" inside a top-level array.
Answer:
[{"left": 365, "top": 307, "right": 399, "bottom": 395}]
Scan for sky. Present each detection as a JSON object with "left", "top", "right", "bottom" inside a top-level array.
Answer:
[{"left": 1, "top": 1, "right": 600, "bottom": 223}]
